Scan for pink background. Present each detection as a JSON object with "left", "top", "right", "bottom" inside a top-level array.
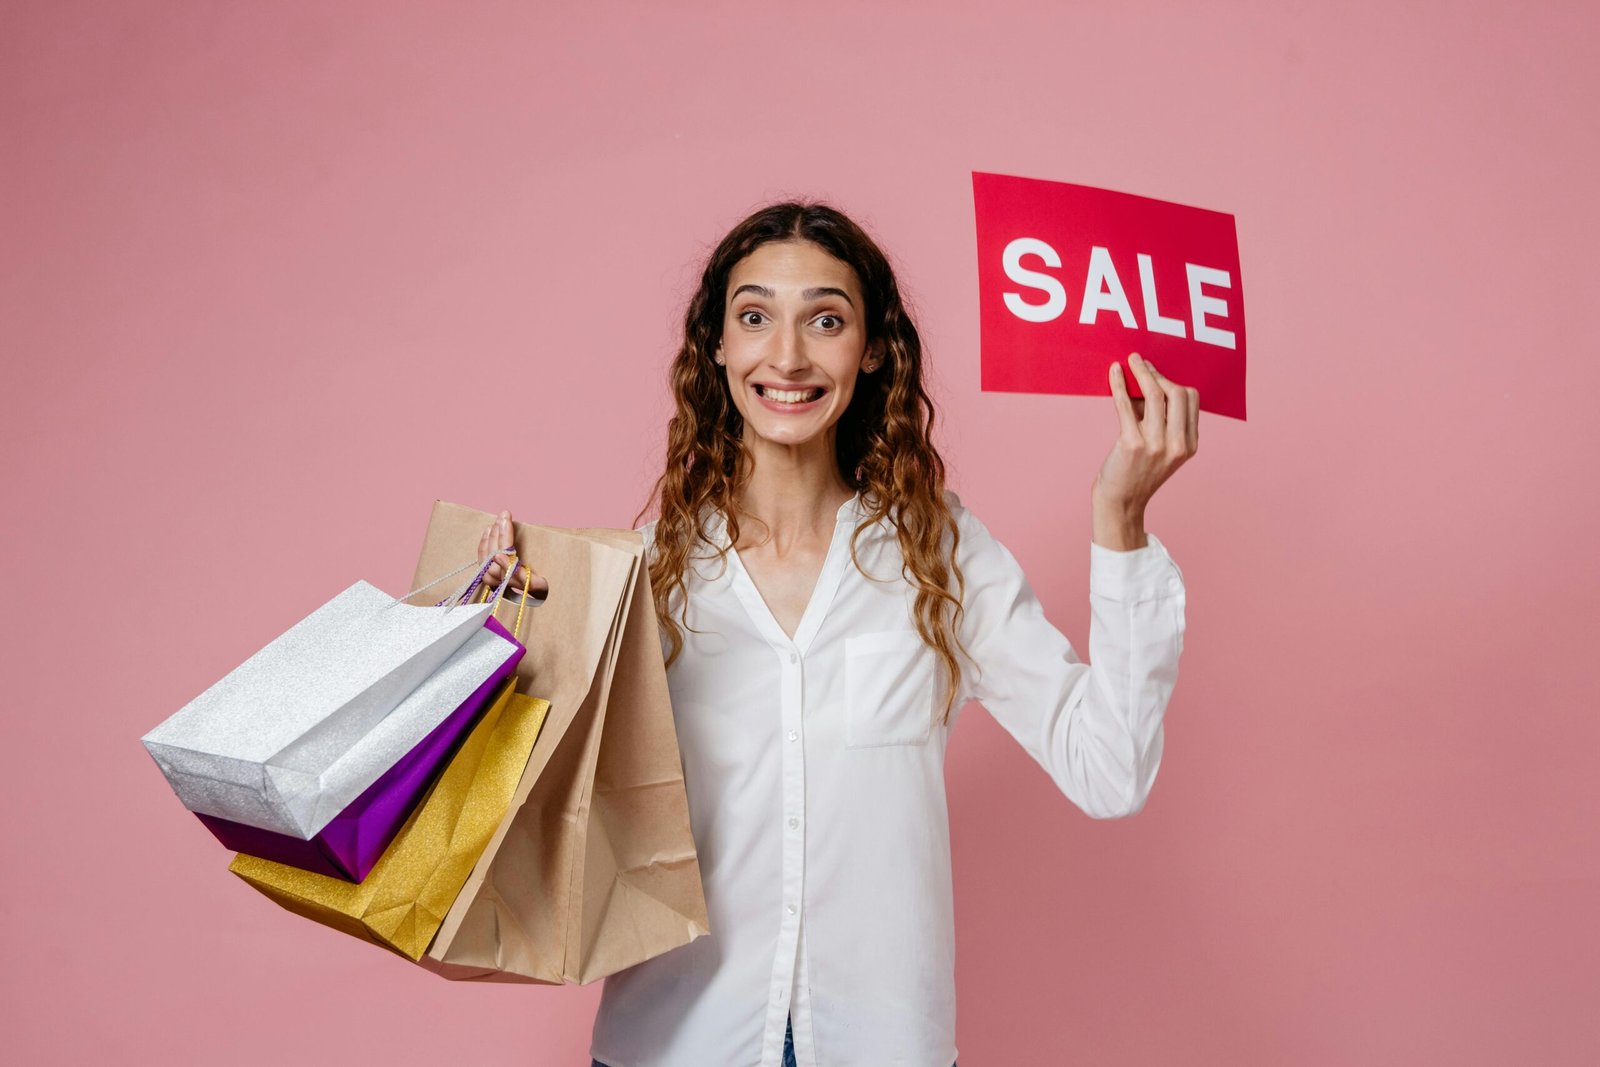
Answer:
[{"left": 3, "top": 2, "right": 1597, "bottom": 1063}]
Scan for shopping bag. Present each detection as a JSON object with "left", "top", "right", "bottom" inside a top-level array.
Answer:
[
  {"left": 407, "top": 501, "right": 709, "bottom": 984},
  {"left": 229, "top": 677, "right": 553, "bottom": 959},
  {"left": 196, "top": 599, "right": 527, "bottom": 882},
  {"left": 142, "top": 557, "right": 504, "bottom": 839}
]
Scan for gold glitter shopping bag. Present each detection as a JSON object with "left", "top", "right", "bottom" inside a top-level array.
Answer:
[
  {"left": 404, "top": 502, "right": 709, "bottom": 984},
  {"left": 229, "top": 678, "right": 551, "bottom": 960}
]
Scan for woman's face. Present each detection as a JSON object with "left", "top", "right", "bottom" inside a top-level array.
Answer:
[{"left": 718, "top": 239, "right": 880, "bottom": 453}]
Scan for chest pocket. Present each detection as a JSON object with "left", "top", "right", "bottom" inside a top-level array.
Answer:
[{"left": 844, "top": 630, "right": 936, "bottom": 748}]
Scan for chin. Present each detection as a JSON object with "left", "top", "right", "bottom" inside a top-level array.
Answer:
[
  {"left": 754, "top": 428, "right": 826, "bottom": 448},
  {"left": 747, "top": 418, "right": 833, "bottom": 449}
]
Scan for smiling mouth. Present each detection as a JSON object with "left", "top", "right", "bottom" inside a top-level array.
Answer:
[{"left": 755, "top": 384, "right": 826, "bottom": 404}]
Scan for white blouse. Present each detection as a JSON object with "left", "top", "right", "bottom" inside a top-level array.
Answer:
[{"left": 589, "top": 490, "right": 1188, "bottom": 1067}]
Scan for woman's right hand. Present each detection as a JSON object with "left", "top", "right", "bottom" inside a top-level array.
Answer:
[{"left": 477, "top": 510, "right": 550, "bottom": 600}]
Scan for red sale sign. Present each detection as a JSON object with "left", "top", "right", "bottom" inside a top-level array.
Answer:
[{"left": 973, "top": 172, "right": 1248, "bottom": 420}]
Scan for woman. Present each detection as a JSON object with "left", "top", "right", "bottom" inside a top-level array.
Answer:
[{"left": 476, "top": 202, "right": 1196, "bottom": 1067}]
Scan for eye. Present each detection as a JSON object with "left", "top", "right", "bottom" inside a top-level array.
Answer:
[
  {"left": 814, "top": 314, "right": 845, "bottom": 331},
  {"left": 738, "top": 310, "right": 766, "bottom": 327}
]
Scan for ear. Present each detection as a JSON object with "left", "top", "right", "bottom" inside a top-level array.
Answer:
[
  {"left": 714, "top": 340, "right": 725, "bottom": 366},
  {"left": 862, "top": 340, "right": 885, "bottom": 373}
]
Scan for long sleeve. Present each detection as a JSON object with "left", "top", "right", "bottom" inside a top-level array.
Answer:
[{"left": 953, "top": 503, "right": 1188, "bottom": 818}]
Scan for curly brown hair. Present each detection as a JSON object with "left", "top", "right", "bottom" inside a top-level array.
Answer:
[{"left": 635, "top": 200, "right": 969, "bottom": 724}]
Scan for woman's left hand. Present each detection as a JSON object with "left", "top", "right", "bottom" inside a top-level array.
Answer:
[{"left": 1094, "top": 352, "right": 1199, "bottom": 513}]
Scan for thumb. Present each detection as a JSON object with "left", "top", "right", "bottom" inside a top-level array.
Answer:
[{"left": 1109, "top": 360, "right": 1139, "bottom": 432}]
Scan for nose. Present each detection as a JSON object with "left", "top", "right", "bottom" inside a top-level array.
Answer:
[{"left": 771, "top": 323, "right": 812, "bottom": 376}]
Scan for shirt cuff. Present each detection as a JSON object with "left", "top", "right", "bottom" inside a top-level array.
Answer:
[{"left": 1090, "top": 531, "right": 1185, "bottom": 603}]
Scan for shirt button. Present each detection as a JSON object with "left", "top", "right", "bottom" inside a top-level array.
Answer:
[
  {"left": 787, "top": 730, "right": 798, "bottom": 742},
  {"left": 789, "top": 651, "right": 798, "bottom": 664},
  {"left": 788, "top": 817, "right": 799, "bottom": 829},
  {"left": 786, "top": 904, "right": 797, "bottom": 915}
]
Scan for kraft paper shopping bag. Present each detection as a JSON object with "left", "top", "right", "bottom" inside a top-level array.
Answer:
[{"left": 408, "top": 502, "right": 709, "bottom": 984}]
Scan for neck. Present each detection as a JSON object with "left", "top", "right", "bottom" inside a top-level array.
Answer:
[{"left": 733, "top": 431, "right": 855, "bottom": 548}]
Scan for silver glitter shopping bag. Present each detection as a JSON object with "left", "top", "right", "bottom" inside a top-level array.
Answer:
[{"left": 141, "top": 557, "right": 507, "bottom": 839}]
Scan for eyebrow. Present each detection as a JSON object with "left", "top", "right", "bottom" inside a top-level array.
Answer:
[{"left": 731, "top": 284, "right": 856, "bottom": 309}]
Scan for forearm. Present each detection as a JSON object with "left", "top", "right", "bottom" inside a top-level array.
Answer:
[{"left": 952, "top": 503, "right": 1185, "bottom": 819}]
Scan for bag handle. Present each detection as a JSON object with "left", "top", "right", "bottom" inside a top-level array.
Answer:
[
  {"left": 393, "top": 549, "right": 521, "bottom": 613},
  {"left": 477, "top": 561, "right": 536, "bottom": 644}
]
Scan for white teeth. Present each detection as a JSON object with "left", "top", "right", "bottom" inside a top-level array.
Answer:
[{"left": 762, "top": 387, "right": 822, "bottom": 404}]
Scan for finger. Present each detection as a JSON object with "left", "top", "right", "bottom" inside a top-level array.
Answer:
[
  {"left": 497, "top": 511, "right": 548, "bottom": 600},
  {"left": 1186, "top": 387, "right": 1199, "bottom": 454},
  {"left": 478, "top": 523, "right": 504, "bottom": 585},
  {"left": 1144, "top": 364, "right": 1187, "bottom": 457},
  {"left": 502, "top": 530, "right": 549, "bottom": 600},
  {"left": 515, "top": 565, "right": 551, "bottom": 600},
  {"left": 486, "top": 511, "right": 512, "bottom": 579},
  {"left": 1108, "top": 360, "right": 1140, "bottom": 437},
  {"left": 1127, "top": 354, "right": 1166, "bottom": 440},
  {"left": 500, "top": 512, "right": 515, "bottom": 548}
]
